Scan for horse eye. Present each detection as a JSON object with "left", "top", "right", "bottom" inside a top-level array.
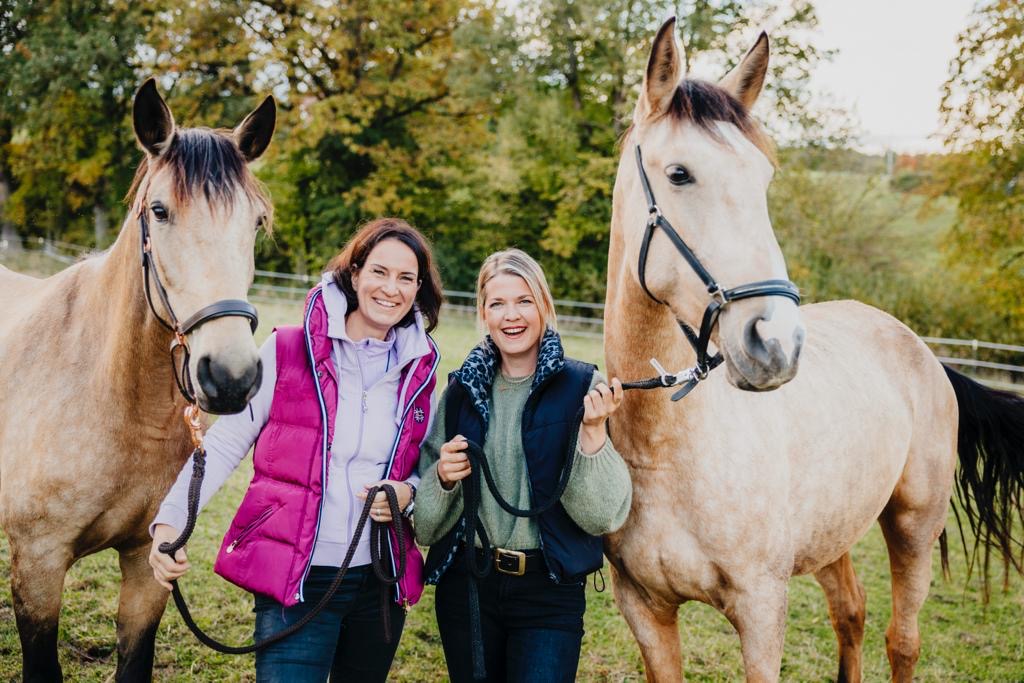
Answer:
[
  {"left": 151, "top": 203, "right": 169, "bottom": 222},
  {"left": 666, "top": 165, "right": 693, "bottom": 186},
  {"left": 256, "top": 215, "right": 266, "bottom": 230}
]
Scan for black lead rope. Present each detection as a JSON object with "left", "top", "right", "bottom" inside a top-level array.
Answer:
[{"left": 158, "top": 450, "right": 405, "bottom": 654}]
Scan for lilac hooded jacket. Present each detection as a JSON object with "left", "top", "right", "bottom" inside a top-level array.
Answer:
[{"left": 210, "top": 284, "right": 439, "bottom": 607}]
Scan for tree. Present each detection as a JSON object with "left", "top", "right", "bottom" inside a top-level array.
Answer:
[
  {"left": 0, "top": 0, "right": 145, "bottom": 246},
  {"left": 938, "top": 0, "right": 1024, "bottom": 341},
  {"left": 445, "top": 0, "right": 845, "bottom": 300},
  {"left": 160, "top": 0, "right": 497, "bottom": 276}
]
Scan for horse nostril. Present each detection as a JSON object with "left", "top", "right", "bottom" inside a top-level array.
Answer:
[
  {"left": 196, "top": 355, "right": 262, "bottom": 412},
  {"left": 196, "top": 355, "right": 219, "bottom": 399},
  {"left": 744, "top": 315, "right": 789, "bottom": 370},
  {"left": 743, "top": 316, "right": 767, "bottom": 356}
]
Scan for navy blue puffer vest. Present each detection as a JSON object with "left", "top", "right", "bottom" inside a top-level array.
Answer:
[{"left": 423, "top": 330, "right": 603, "bottom": 584}]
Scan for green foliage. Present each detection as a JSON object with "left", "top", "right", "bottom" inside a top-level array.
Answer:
[
  {"left": 0, "top": 0, "right": 144, "bottom": 246},
  {"left": 0, "top": 0, "right": 1005, "bottom": 343},
  {"left": 768, "top": 162, "right": 985, "bottom": 338},
  {"left": 938, "top": 0, "right": 1024, "bottom": 342}
]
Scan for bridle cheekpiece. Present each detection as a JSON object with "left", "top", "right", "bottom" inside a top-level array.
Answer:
[
  {"left": 138, "top": 206, "right": 258, "bottom": 408},
  {"left": 632, "top": 144, "right": 801, "bottom": 400}
]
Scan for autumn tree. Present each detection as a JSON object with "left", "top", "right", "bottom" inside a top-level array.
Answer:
[
  {"left": 154, "top": 0, "right": 496, "bottom": 276},
  {"left": 938, "top": 0, "right": 1024, "bottom": 341},
  {"left": 453, "top": 0, "right": 845, "bottom": 300},
  {"left": 0, "top": 0, "right": 145, "bottom": 246}
]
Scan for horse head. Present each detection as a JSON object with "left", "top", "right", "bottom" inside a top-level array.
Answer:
[
  {"left": 128, "top": 80, "right": 275, "bottom": 414},
  {"left": 614, "top": 18, "right": 805, "bottom": 392}
]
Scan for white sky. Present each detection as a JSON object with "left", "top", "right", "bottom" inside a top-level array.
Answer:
[{"left": 810, "top": 0, "right": 976, "bottom": 153}]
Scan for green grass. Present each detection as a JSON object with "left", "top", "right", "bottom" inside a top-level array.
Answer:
[{"left": 1, "top": 259, "right": 1023, "bottom": 681}]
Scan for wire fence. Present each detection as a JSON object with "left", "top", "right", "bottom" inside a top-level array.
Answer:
[{"left": 4, "top": 237, "right": 1022, "bottom": 391}]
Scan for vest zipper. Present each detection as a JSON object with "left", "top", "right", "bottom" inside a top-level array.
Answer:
[
  {"left": 298, "top": 287, "right": 331, "bottom": 602},
  {"left": 225, "top": 505, "right": 277, "bottom": 554},
  {"left": 380, "top": 337, "right": 440, "bottom": 605}
]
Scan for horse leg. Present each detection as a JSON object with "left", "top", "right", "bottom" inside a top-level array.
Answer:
[
  {"left": 814, "top": 552, "right": 866, "bottom": 683},
  {"left": 114, "top": 543, "right": 170, "bottom": 682},
  {"left": 611, "top": 568, "right": 683, "bottom": 682},
  {"left": 10, "top": 540, "right": 72, "bottom": 682},
  {"left": 720, "top": 580, "right": 788, "bottom": 683},
  {"left": 877, "top": 501, "right": 944, "bottom": 683}
]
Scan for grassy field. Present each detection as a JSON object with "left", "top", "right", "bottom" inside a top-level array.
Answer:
[{"left": 1, "top": 254, "right": 1023, "bottom": 681}]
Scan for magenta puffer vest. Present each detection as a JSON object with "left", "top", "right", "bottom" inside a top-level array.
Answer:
[{"left": 213, "top": 285, "right": 439, "bottom": 607}]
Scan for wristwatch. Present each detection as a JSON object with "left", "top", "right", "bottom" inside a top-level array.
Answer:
[{"left": 401, "top": 481, "right": 417, "bottom": 519}]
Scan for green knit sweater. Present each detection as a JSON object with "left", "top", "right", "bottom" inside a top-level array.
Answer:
[{"left": 414, "top": 370, "right": 632, "bottom": 550}]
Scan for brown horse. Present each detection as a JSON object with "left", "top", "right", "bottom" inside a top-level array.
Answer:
[
  {"left": 0, "top": 81, "right": 275, "bottom": 681},
  {"left": 603, "top": 19, "right": 1024, "bottom": 682}
]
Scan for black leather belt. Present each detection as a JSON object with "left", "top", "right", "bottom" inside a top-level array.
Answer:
[{"left": 466, "top": 546, "right": 545, "bottom": 576}]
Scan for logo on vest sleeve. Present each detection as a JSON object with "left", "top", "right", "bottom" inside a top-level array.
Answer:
[{"left": 413, "top": 406, "right": 425, "bottom": 424}]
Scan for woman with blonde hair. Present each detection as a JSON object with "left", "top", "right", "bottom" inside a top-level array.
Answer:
[{"left": 415, "top": 248, "right": 632, "bottom": 682}]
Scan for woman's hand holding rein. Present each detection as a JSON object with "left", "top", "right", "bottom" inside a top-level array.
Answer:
[
  {"left": 437, "top": 435, "right": 471, "bottom": 490},
  {"left": 357, "top": 480, "right": 414, "bottom": 523},
  {"left": 149, "top": 524, "right": 190, "bottom": 591},
  {"left": 579, "top": 378, "right": 624, "bottom": 455}
]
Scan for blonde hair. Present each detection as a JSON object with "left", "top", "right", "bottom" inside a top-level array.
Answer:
[{"left": 476, "top": 249, "right": 558, "bottom": 333}]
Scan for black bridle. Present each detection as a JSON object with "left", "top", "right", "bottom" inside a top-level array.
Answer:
[
  {"left": 631, "top": 144, "right": 801, "bottom": 400},
  {"left": 139, "top": 209, "right": 258, "bottom": 405}
]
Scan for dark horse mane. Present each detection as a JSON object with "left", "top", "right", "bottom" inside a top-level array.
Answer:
[
  {"left": 126, "top": 127, "right": 272, "bottom": 230},
  {"left": 622, "top": 78, "right": 776, "bottom": 165}
]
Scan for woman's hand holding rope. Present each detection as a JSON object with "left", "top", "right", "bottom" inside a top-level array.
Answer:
[
  {"left": 357, "top": 480, "right": 414, "bottom": 522},
  {"left": 579, "top": 378, "right": 624, "bottom": 454},
  {"left": 437, "top": 435, "right": 471, "bottom": 490},
  {"left": 149, "top": 524, "right": 190, "bottom": 591}
]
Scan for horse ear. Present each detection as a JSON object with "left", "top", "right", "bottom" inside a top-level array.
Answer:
[
  {"left": 719, "top": 32, "right": 770, "bottom": 110},
  {"left": 636, "top": 17, "right": 683, "bottom": 122},
  {"left": 133, "top": 79, "right": 176, "bottom": 157},
  {"left": 234, "top": 96, "right": 277, "bottom": 162}
]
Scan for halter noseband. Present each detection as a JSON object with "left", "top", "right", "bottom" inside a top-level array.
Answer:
[
  {"left": 139, "top": 209, "right": 258, "bottom": 405},
  {"left": 633, "top": 144, "right": 800, "bottom": 400}
]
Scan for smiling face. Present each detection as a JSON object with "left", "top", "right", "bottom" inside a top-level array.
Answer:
[
  {"left": 347, "top": 238, "right": 420, "bottom": 340},
  {"left": 482, "top": 273, "right": 545, "bottom": 371}
]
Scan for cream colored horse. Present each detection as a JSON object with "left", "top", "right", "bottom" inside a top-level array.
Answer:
[
  {"left": 0, "top": 81, "right": 275, "bottom": 682},
  {"left": 604, "top": 19, "right": 1024, "bottom": 683}
]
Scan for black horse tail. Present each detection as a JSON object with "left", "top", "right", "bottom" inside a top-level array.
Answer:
[{"left": 944, "top": 365, "right": 1024, "bottom": 596}]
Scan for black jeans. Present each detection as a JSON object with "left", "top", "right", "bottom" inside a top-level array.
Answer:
[
  {"left": 252, "top": 565, "right": 405, "bottom": 683},
  {"left": 434, "top": 553, "right": 586, "bottom": 683}
]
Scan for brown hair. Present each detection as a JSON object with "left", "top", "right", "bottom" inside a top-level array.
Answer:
[{"left": 326, "top": 218, "right": 443, "bottom": 333}]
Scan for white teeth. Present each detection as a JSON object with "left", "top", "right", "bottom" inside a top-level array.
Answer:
[
  {"left": 503, "top": 327, "right": 525, "bottom": 335},
  {"left": 373, "top": 298, "right": 398, "bottom": 308}
]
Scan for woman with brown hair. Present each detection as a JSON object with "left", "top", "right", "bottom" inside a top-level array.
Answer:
[{"left": 149, "top": 218, "right": 443, "bottom": 682}]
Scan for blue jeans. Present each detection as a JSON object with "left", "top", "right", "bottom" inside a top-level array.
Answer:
[
  {"left": 252, "top": 565, "right": 405, "bottom": 683},
  {"left": 434, "top": 554, "right": 586, "bottom": 683}
]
